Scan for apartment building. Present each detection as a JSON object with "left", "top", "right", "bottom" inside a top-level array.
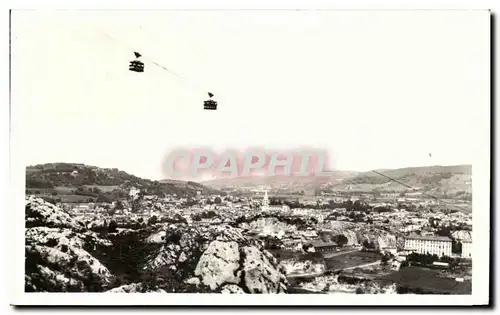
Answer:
[
  {"left": 404, "top": 234, "right": 452, "bottom": 257},
  {"left": 461, "top": 239, "right": 472, "bottom": 259}
]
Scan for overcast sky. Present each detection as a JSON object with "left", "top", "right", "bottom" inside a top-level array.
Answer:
[{"left": 11, "top": 10, "right": 489, "bottom": 180}]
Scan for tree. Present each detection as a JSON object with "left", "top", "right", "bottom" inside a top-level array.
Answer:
[
  {"left": 148, "top": 215, "right": 158, "bottom": 226},
  {"left": 302, "top": 243, "right": 314, "bottom": 252},
  {"left": 107, "top": 220, "right": 118, "bottom": 233},
  {"left": 75, "top": 186, "right": 85, "bottom": 194},
  {"left": 344, "top": 199, "right": 354, "bottom": 211},
  {"left": 436, "top": 226, "right": 452, "bottom": 237},
  {"left": 381, "top": 255, "right": 389, "bottom": 265},
  {"left": 333, "top": 235, "right": 348, "bottom": 247},
  {"left": 363, "top": 239, "right": 376, "bottom": 250},
  {"left": 452, "top": 240, "right": 463, "bottom": 254},
  {"left": 115, "top": 200, "right": 123, "bottom": 210},
  {"left": 106, "top": 207, "right": 116, "bottom": 216},
  {"left": 428, "top": 217, "right": 440, "bottom": 228}
]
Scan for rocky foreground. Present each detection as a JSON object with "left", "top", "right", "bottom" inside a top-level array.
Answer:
[{"left": 25, "top": 196, "right": 289, "bottom": 293}]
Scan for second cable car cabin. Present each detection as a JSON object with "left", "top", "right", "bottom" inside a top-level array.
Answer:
[
  {"left": 129, "top": 52, "right": 144, "bottom": 73},
  {"left": 204, "top": 92, "right": 217, "bottom": 110}
]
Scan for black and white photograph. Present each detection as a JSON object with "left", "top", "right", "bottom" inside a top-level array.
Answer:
[{"left": 7, "top": 6, "right": 491, "bottom": 306}]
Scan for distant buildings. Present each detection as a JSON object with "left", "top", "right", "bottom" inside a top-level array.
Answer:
[
  {"left": 260, "top": 190, "right": 290, "bottom": 213},
  {"left": 404, "top": 234, "right": 452, "bottom": 257},
  {"left": 310, "top": 240, "right": 339, "bottom": 253},
  {"left": 350, "top": 195, "right": 360, "bottom": 202},
  {"left": 461, "top": 239, "right": 472, "bottom": 259},
  {"left": 71, "top": 203, "right": 91, "bottom": 214},
  {"left": 129, "top": 187, "right": 141, "bottom": 200},
  {"left": 195, "top": 190, "right": 202, "bottom": 200}
]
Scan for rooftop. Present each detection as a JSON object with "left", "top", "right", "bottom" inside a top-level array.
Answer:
[
  {"left": 310, "top": 240, "right": 338, "bottom": 247},
  {"left": 405, "top": 233, "right": 452, "bottom": 242}
]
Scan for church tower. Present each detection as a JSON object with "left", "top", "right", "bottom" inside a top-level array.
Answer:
[{"left": 261, "top": 190, "right": 270, "bottom": 212}]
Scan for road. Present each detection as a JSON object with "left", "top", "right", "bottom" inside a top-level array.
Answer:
[
  {"left": 338, "top": 260, "right": 382, "bottom": 272},
  {"left": 287, "top": 271, "right": 325, "bottom": 279},
  {"left": 322, "top": 249, "right": 359, "bottom": 258}
]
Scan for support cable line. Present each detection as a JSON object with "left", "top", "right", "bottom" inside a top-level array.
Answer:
[
  {"left": 90, "top": 25, "right": 219, "bottom": 110},
  {"left": 344, "top": 169, "right": 471, "bottom": 213}
]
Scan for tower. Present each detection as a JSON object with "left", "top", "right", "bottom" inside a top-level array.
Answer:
[{"left": 262, "top": 190, "right": 269, "bottom": 212}]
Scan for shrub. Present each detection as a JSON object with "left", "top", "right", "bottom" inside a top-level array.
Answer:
[{"left": 108, "top": 220, "right": 118, "bottom": 233}]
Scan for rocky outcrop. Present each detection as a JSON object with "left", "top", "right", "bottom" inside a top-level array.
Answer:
[
  {"left": 106, "top": 283, "right": 166, "bottom": 293},
  {"left": 239, "top": 217, "right": 298, "bottom": 236},
  {"left": 140, "top": 224, "right": 289, "bottom": 293},
  {"left": 239, "top": 246, "right": 288, "bottom": 293},
  {"left": 195, "top": 241, "right": 241, "bottom": 289},
  {"left": 356, "top": 229, "right": 397, "bottom": 249},
  {"left": 25, "top": 195, "right": 85, "bottom": 230},
  {"left": 25, "top": 227, "right": 113, "bottom": 292},
  {"left": 221, "top": 284, "right": 246, "bottom": 294},
  {"left": 25, "top": 196, "right": 114, "bottom": 292},
  {"left": 280, "top": 259, "right": 326, "bottom": 275},
  {"left": 321, "top": 221, "right": 358, "bottom": 245},
  {"left": 321, "top": 221, "right": 397, "bottom": 249},
  {"left": 25, "top": 196, "right": 289, "bottom": 293},
  {"left": 297, "top": 275, "right": 397, "bottom": 294},
  {"left": 451, "top": 230, "right": 472, "bottom": 241}
]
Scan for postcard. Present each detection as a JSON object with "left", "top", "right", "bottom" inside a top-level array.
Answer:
[{"left": 9, "top": 8, "right": 491, "bottom": 306}]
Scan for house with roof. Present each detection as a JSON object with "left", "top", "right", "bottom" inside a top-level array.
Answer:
[{"left": 310, "top": 240, "right": 339, "bottom": 253}]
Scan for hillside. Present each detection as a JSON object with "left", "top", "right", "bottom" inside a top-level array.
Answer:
[
  {"left": 202, "top": 165, "right": 472, "bottom": 198},
  {"left": 26, "top": 163, "right": 219, "bottom": 202},
  {"left": 337, "top": 165, "right": 472, "bottom": 194},
  {"left": 203, "top": 171, "right": 358, "bottom": 190}
]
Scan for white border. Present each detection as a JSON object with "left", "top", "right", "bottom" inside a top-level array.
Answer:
[{"left": 5, "top": 0, "right": 493, "bottom": 307}]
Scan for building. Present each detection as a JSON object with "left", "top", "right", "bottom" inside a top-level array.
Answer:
[
  {"left": 381, "top": 246, "right": 398, "bottom": 255},
  {"left": 129, "top": 187, "right": 141, "bottom": 200},
  {"left": 310, "top": 240, "right": 338, "bottom": 253},
  {"left": 261, "top": 190, "right": 270, "bottom": 212},
  {"left": 461, "top": 239, "right": 472, "bottom": 259},
  {"left": 350, "top": 195, "right": 360, "bottom": 202},
  {"left": 404, "top": 234, "right": 452, "bottom": 257},
  {"left": 72, "top": 203, "right": 91, "bottom": 214}
]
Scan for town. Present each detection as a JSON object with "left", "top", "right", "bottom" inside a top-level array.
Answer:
[{"left": 32, "top": 176, "right": 472, "bottom": 294}]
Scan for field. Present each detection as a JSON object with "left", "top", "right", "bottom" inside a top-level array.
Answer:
[
  {"left": 82, "top": 185, "right": 121, "bottom": 192},
  {"left": 324, "top": 251, "right": 382, "bottom": 271},
  {"left": 26, "top": 185, "right": 121, "bottom": 203},
  {"left": 25, "top": 191, "right": 91, "bottom": 203},
  {"left": 266, "top": 250, "right": 324, "bottom": 263},
  {"left": 379, "top": 266, "right": 472, "bottom": 294}
]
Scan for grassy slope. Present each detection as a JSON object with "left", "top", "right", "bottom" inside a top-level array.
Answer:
[{"left": 26, "top": 163, "right": 219, "bottom": 202}]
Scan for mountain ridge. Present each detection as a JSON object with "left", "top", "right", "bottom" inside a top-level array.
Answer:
[{"left": 200, "top": 164, "right": 472, "bottom": 198}]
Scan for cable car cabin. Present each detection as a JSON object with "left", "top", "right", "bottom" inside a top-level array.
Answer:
[
  {"left": 204, "top": 99, "right": 218, "bottom": 110},
  {"left": 129, "top": 60, "right": 144, "bottom": 73}
]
